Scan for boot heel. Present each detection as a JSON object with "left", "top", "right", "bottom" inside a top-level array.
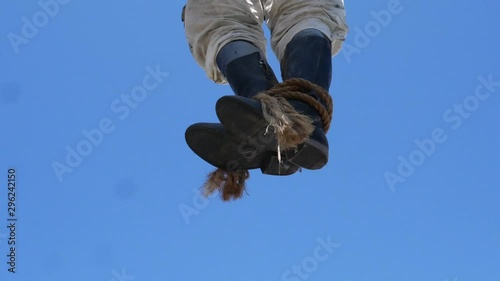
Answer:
[{"left": 289, "top": 139, "right": 328, "bottom": 170}]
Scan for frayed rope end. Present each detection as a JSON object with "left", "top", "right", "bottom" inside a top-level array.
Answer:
[
  {"left": 254, "top": 93, "right": 314, "bottom": 150},
  {"left": 203, "top": 168, "right": 250, "bottom": 201}
]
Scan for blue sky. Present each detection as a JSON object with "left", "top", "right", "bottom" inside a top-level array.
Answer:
[{"left": 1, "top": 0, "right": 499, "bottom": 281}]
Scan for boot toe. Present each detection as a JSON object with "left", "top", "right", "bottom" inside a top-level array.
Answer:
[
  {"left": 185, "top": 123, "right": 235, "bottom": 169},
  {"left": 185, "top": 123, "right": 274, "bottom": 172}
]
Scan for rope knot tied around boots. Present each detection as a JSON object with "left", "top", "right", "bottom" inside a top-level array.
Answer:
[
  {"left": 203, "top": 78, "right": 333, "bottom": 201},
  {"left": 254, "top": 78, "right": 333, "bottom": 151}
]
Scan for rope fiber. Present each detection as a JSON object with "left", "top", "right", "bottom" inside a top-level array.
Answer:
[{"left": 264, "top": 78, "right": 333, "bottom": 133}]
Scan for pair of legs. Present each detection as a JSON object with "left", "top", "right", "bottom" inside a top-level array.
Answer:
[{"left": 183, "top": 0, "right": 348, "bottom": 175}]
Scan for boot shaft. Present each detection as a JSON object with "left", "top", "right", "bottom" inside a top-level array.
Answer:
[
  {"left": 217, "top": 41, "right": 278, "bottom": 98},
  {"left": 280, "top": 29, "right": 334, "bottom": 130},
  {"left": 280, "top": 29, "right": 333, "bottom": 92}
]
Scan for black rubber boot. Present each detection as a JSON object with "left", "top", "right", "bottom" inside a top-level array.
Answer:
[
  {"left": 279, "top": 29, "right": 333, "bottom": 169},
  {"left": 215, "top": 29, "right": 334, "bottom": 170},
  {"left": 185, "top": 41, "right": 299, "bottom": 175}
]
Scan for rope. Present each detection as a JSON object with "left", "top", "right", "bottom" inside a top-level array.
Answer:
[
  {"left": 263, "top": 78, "right": 333, "bottom": 133},
  {"left": 203, "top": 169, "right": 249, "bottom": 201}
]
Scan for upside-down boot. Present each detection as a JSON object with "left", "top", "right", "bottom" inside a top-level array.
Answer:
[
  {"left": 279, "top": 29, "right": 334, "bottom": 169},
  {"left": 215, "top": 29, "right": 334, "bottom": 170},
  {"left": 185, "top": 41, "right": 300, "bottom": 175}
]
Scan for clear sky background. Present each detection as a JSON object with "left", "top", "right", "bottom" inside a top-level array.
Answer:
[{"left": 1, "top": 1, "right": 499, "bottom": 281}]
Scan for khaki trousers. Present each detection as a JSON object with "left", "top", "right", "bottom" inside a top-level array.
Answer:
[{"left": 183, "top": 0, "right": 348, "bottom": 83}]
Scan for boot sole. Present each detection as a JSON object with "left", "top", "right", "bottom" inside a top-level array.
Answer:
[
  {"left": 216, "top": 96, "right": 328, "bottom": 170},
  {"left": 185, "top": 123, "right": 298, "bottom": 175}
]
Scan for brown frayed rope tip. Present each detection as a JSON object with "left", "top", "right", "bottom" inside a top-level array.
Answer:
[
  {"left": 203, "top": 168, "right": 250, "bottom": 201},
  {"left": 253, "top": 93, "right": 314, "bottom": 150}
]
